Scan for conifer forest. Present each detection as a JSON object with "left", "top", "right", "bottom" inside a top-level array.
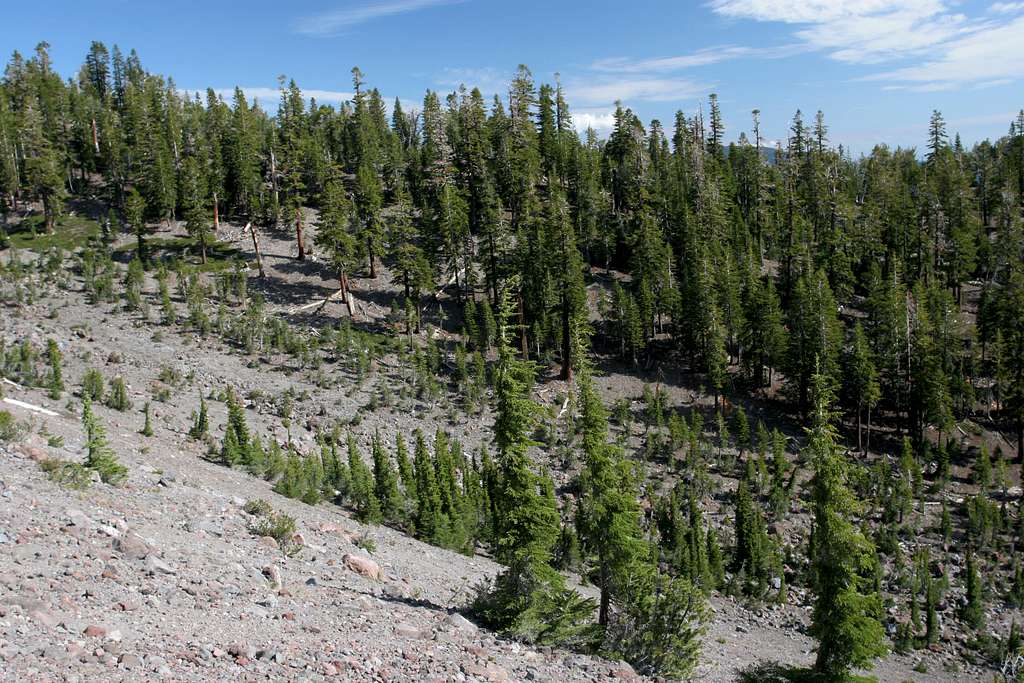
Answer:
[{"left": 2, "top": 38, "right": 1024, "bottom": 683}]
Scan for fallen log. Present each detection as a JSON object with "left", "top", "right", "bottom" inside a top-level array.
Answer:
[{"left": 3, "top": 397, "right": 58, "bottom": 417}]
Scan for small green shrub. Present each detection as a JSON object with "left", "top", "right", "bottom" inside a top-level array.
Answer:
[
  {"left": 39, "top": 458, "right": 92, "bottom": 489},
  {"left": 243, "top": 498, "right": 274, "bottom": 516},
  {"left": 0, "top": 411, "right": 28, "bottom": 443},
  {"left": 80, "top": 368, "right": 104, "bottom": 401},
  {"left": 248, "top": 510, "right": 297, "bottom": 546}
]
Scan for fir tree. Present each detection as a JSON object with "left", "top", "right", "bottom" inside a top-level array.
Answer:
[
  {"left": 806, "top": 370, "right": 886, "bottom": 679},
  {"left": 140, "top": 401, "right": 154, "bottom": 437},
  {"left": 371, "top": 430, "right": 403, "bottom": 524},
  {"left": 189, "top": 395, "right": 209, "bottom": 440},
  {"left": 82, "top": 396, "right": 127, "bottom": 485},
  {"left": 348, "top": 434, "right": 382, "bottom": 523},
  {"left": 45, "top": 338, "right": 62, "bottom": 400}
]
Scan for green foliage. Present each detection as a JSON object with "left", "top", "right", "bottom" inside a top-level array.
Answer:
[
  {"left": 80, "top": 368, "right": 104, "bottom": 401},
  {"left": 0, "top": 410, "right": 28, "bottom": 443},
  {"left": 140, "top": 401, "right": 154, "bottom": 436},
  {"left": 105, "top": 376, "right": 131, "bottom": 412},
  {"left": 188, "top": 395, "right": 209, "bottom": 440},
  {"left": 805, "top": 373, "right": 886, "bottom": 679},
  {"left": 347, "top": 434, "right": 382, "bottom": 523},
  {"left": 603, "top": 567, "right": 707, "bottom": 679},
  {"left": 371, "top": 431, "right": 403, "bottom": 524},
  {"left": 81, "top": 396, "right": 127, "bottom": 485},
  {"left": 39, "top": 458, "right": 92, "bottom": 489},
  {"left": 45, "top": 339, "right": 63, "bottom": 399}
]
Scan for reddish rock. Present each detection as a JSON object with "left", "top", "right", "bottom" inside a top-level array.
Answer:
[
  {"left": 84, "top": 624, "right": 107, "bottom": 638},
  {"left": 112, "top": 533, "right": 152, "bottom": 560},
  {"left": 262, "top": 564, "right": 283, "bottom": 590},
  {"left": 342, "top": 553, "right": 382, "bottom": 581}
]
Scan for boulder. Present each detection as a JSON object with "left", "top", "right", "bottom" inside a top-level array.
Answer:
[{"left": 342, "top": 553, "right": 382, "bottom": 581}]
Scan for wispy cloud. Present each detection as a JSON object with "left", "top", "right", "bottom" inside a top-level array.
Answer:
[
  {"left": 192, "top": 87, "right": 355, "bottom": 108},
  {"left": 434, "top": 67, "right": 509, "bottom": 97},
  {"left": 293, "top": 0, "right": 465, "bottom": 36},
  {"left": 709, "top": 0, "right": 982, "bottom": 64},
  {"left": 566, "top": 76, "right": 709, "bottom": 105},
  {"left": 865, "top": 15, "right": 1024, "bottom": 91},
  {"left": 990, "top": 1, "right": 1024, "bottom": 13},
  {"left": 591, "top": 43, "right": 805, "bottom": 73},
  {"left": 708, "top": 0, "right": 1023, "bottom": 90}
]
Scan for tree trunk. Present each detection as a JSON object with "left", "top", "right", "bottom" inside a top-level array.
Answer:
[
  {"left": 598, "top": 564, "right": 610, "bottom": 627},
  {"left": 518, "top": 294, "right": 529, "bottom": 360},
  {"left": 213, "top": 192, "right": 219, "bottom": 232},
  {"left": 91, "top": 118, "right": 99, "bottom": 154},
  {"left": 295, "top": 206, "right": 305, "bottom": 260},
  {"left": 857, "top": 406, "right": 863, "bottom": 453},
  {"left": 865, "top": 405, "right": 872, "bottom": 454},
  {"left": 247, "top": 222, "right": 265, "bottom": 278},
  {"left": 340, "top": 271, "right": 355, "bottom": 318},
  {"left": 367, "top": 237, "right": 376, "bottom": 278},
  {"left": 1018, "top": 420, "right": 1023, "bottom": 465}
]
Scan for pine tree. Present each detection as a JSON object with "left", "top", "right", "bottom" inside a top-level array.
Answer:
[
  {"left": 125, "top": 187, "right": 148, "bottom": 262},
  {"left": 576, "top": 358, "right": 649, "bottom": 627},
  {"left": 806, "top": 370, "right": 886, "bottom": 679},
  {"left": 962, "top": 548, "right": 984, "bottom": 629},
  {"left": 412, "top": 429, "right": 442, "bottom": 541},
  {"left": 81, "top": 396, "right": 127, "bottom": 485},
  {"left": 371, "top": 430, "right": 403, "bottom": 524},
  {"left": 189, "top": 395, "right": 209, "bottom": 440},
  {"left": 786, "top": 271, "right": 842, "bottom": 416},
  {"left": 471, "top": 283, "right": 589, "bottom": 642},
  {"left": 844, "top": 321, "right": 880, "bottom": 452},
  {"left": 105, "top": 376, "right": 131, "bottom": 412},
  {"left": 348, "top": 434, "right": 382, "bottom": 523},
  {"left": 315, "top": 175, "right": 359, "bottom": 317},
  {"left": 220, "top": 390, "right": 249, "bottom": 465},
  {"left": 395, "top": 433, "right": 415, "bottom": 501},
  {"left": 46, "top": 338, "right": 63, "bottom": 399},
  {"left": 140, "top": 401, "right": 154, "bottom": 437}
]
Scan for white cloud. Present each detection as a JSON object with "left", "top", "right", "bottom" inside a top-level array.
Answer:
[
  {"left": 434, "top": 67, "right": 509, "bottom": 97},
  {"left": 293, "top": 0, "right": 464, "bottom": 36},
  {"left": 990, "top": 2, "right": 1024, "bottom": 13},
  {"left": 709, "top": 0, "right": 980, "bottom": 64},
  {"left": 566, "top": 76, "right": 708, "bottom": 105},
  {"left": 573, "top": 110, "right": 617, "bottom": 134},
  {"left": 590, "top": 44, "right": 805, "bottom": 73},
  {"left": 866, "top": 15, "right": 1024, "bottom": 90},
  {"left": 708, "top": 0, "right": 1024, "bottom": 90}
]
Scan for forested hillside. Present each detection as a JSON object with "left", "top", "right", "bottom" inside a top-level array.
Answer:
[{"left": 2, "top": 40, "right": 1024, "bottom": 681}]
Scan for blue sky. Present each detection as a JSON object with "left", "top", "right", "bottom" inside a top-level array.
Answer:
[{"left": 4, "top": 1, "right": 1023, "bottom": 153}]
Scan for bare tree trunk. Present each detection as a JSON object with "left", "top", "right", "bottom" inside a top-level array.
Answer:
[
  {"left": 340, "top": 271, "right": 355, "bottom": 318},
  {"left": 367, "top": 237, "right": 376, "bottom": 278},
  {"left": 91, "top": 118, "right": 99, "bottom": 154},
  {"left": 857, "top": 407, "right": 863, "bottom": 452},
  {"left": 295, "top": 206, "right": 305, "bottom": 260},
  {"left": 213, "top": 192, "right": 219, "bottom": 232},
  {"left": 518, "top": 294, "right": 529, "bottom": 360},
  {"left": 866, "top": 405, "right": 872, "bottom": 454},
  {"left": 246, "top": 222, "right": 265, "bottom": 278}
]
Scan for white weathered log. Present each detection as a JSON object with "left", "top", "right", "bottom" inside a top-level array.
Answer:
[{"left": 3, "top": 397, "right": 58, "bottom": 416}]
